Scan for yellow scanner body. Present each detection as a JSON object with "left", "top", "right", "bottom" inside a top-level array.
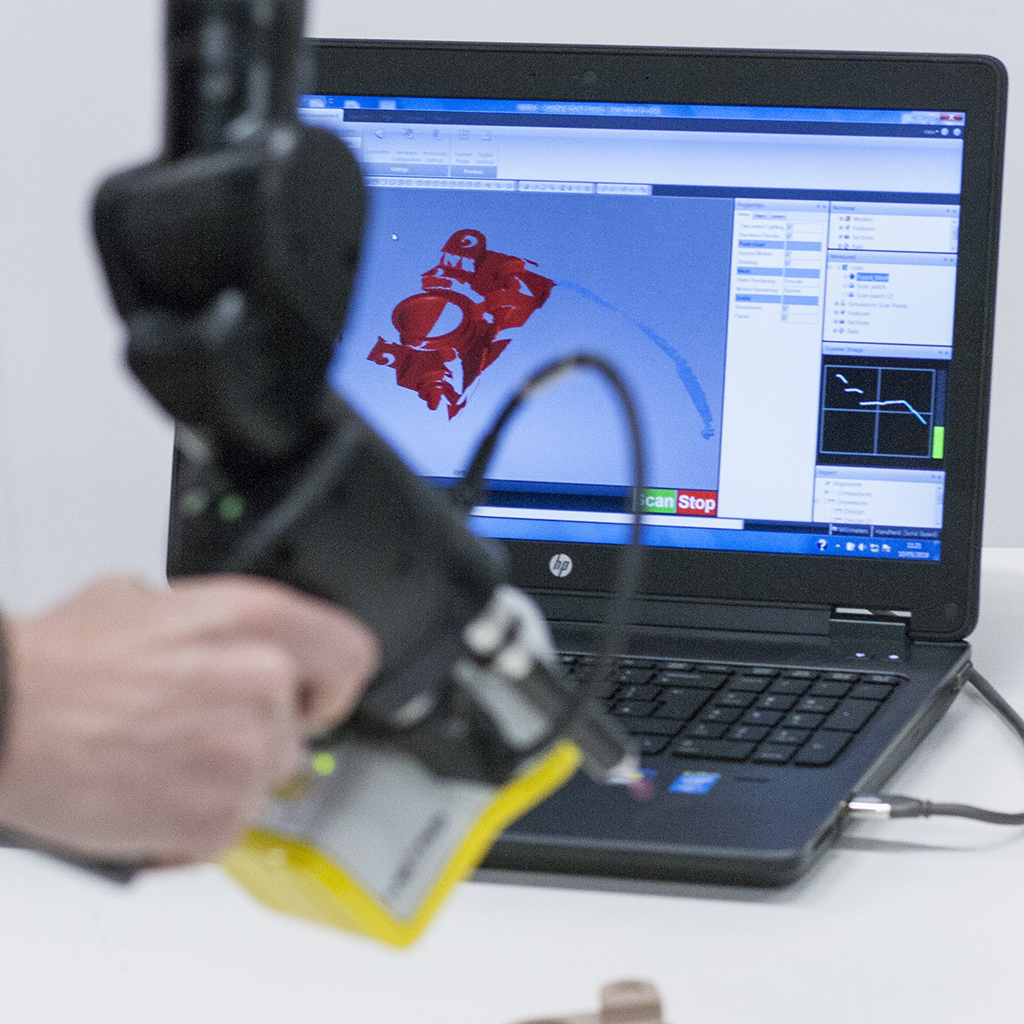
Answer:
[{"left": 222, "top": 739, "right": 582, "bottom": 946}]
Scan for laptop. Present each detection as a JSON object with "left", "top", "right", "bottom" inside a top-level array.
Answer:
[{"left": 172, "top": 40, "right": 1006, "bottom": 886}]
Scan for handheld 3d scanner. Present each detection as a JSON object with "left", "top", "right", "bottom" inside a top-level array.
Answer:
[{"left": 92, "top": 0, "right": 637, "bottom": 792}]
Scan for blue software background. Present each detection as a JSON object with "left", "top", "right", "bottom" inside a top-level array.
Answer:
[{"left": 330, "top": 186, "right": 733, "bottom": 492}]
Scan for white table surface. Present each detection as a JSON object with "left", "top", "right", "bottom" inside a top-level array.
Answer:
[{"left": 3, "top": 548, "right": 1024, "bottom": 1024}]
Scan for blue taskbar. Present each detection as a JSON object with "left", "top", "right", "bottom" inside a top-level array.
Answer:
[{"left": 469, "top": 514, "right": 941, "bottom": 561}]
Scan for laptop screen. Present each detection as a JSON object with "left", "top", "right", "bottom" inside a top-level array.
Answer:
[{"left": 299, "top": 94, "right": 964, "bottom": 566}]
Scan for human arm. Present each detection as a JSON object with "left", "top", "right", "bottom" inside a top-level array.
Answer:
[{"left": 0, "top": 574, "right": 379, "bottom": 864}]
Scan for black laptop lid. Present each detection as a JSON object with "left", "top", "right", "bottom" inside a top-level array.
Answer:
[{"left": 237, "top": 42, "right": 1004, "bottom": 641}]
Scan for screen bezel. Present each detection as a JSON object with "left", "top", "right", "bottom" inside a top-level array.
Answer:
[{"left": 303, "top": 40, "right": 1005, "bottom": 640}]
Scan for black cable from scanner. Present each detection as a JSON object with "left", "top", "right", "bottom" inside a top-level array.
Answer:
[{"left": 454, "top": 352, "right": 647, "bottom": 716}]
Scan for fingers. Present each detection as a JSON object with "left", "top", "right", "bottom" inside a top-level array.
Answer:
[
  {"left": 281, "top": 606, "right": 380, "bottom": 734},
  {"left": 168, "top": 574, "right": 381, "bottom": 734},
  {"left": 0, "top": 573, "right": 381, "bottom": 864},
  {"left": 188, "top": 640, "right": 309, "bottom": 783},
  {"left": 157, "top": 695, "right": 301, "bottom": 859}
]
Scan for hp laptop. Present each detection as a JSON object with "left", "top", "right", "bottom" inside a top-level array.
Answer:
[{"left": 173, "top": 41, "right": 1006, "bottom": 885}]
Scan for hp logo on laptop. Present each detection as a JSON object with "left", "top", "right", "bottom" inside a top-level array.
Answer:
[{"left": 549, "top": 553, "right": 574, "bottom": 578}]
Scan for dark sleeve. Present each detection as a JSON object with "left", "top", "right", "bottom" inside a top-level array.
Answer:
[{"left": 0, "top": 612, "right": 23, "bottom": 847}]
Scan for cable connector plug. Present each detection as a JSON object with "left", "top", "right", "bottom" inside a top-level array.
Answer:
[
  {"left": 847, "top": 791, "right": 1024, "bottom": 825},
  {"left": 846, "top": 794, "right": 928, "bottom": 819}
]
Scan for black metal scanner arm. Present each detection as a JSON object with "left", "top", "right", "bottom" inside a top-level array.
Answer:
[{"left": 93, "top": 0, "right": 635, "bottom": 786}]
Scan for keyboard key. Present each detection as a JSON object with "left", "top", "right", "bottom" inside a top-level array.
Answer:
[
  {"left": 795, "top": 695, "right": 839, "bottom": 714},
  {"left": 615, "top": 667, "right": 656, "bottom": 685},
  {"left": 619, "top": 658, "right": 656, "bottom": 670},
  {"left": 636, "top": 736, "right": 670, "bottom": 755},
  {"left": 822, "top": 671, "right": 860, "bottom": 683},
  {"left": 715, "top": 690, "right": 757, "bottom": 708},
  {"left": 727, "top": 675, "right": 773, "bottom": 693},
  {"left": 613, "top": 701, "right": 658, "bottom": 718},
  {"left": 864, "top": 673, "right": 901, "bottom": 684},
  {"left": 768, "top": 678, "right": 812, "bottom": 697},
  {"left": 744, "top": 667, "right": 779, "bottom": 677},
  {"left": 794, "top": 730, "right": 852, "bottom": 766},
  {"left": 684, "top": 721, "right": 729, "bottom": 739},
  {"left": 671, "top": 738, "right": 756, "bottom": 761},
  {"left": 624, "top": 719, "right": 680, "bottom": 736},
  {"left": 655, "top": 689, "right": 714, "bottom": 720},
  {"left": 809, "top": 680, "right": 851, "bottom": 698},
  {"left": 661, "top": 686, "right": 700, "bottom": 697},
  {"left": 728, "top": 724, "right": 770, "bottom": 742},
  {"left": 701, "top": 664, "right": 734, "bottom": 674},
  {"left": 756, "top": 693, "right": 798, "bottom": 711},
  {"left": 849, "top": 683, "right": 894, "bottom": 701},
  {"left": 741, "top": 708, "right": 784, "bottom": 726},
  {"left": 699, "top": 706, "right": 744, "bottom": 724},
  {"left": 661, "top": 661, "right": 695, "bottom": 672},
  {"left": 617, "top": 684, "right": 660, "bottom": 702},
  {"left": 752, "top": 743, "right": 797, "bottom": 764},
  {"left": 823, "top": 698, "right": 879, "bottom": 732},
  {"left": 658, "top": 671, "right": 727, "bottom": 689},
  {"left": 768, "top": 727, "right": 811, "bottom": 745},
  {"left": 783, "top": 711, "right": 825, "bottom": 729},
  {"left": 781, "top": 669, "right": 818, "bottom": 680}
]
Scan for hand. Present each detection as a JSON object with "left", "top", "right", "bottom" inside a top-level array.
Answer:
[{"left": 0, "top": 574, "right": 379, "bottom": 863}]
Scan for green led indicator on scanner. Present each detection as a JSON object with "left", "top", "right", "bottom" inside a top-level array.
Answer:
[
  {"left": 218, "top": 495, "right": 246, "bottom": 522},
  {"left": 932, "top": 426, "right": 945, "bottom": 459},
  {"left": 312, "top": 753, "right": 336, "bottom": 776},
  {"left": 180, "top": 489, "right": 209, "bottom": 516}
]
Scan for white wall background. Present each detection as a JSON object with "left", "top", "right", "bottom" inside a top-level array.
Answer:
[{"left": 0, "top": 0, "right": 1021, "bottom": 614}]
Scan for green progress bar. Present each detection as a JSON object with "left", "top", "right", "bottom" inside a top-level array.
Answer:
[{"left": 932, "top": 426, "right": 945, "bottom": 459}]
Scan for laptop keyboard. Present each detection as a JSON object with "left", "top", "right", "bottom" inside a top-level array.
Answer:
[{"left": 562, "top": 654, "right": 906, "bottom": 767}]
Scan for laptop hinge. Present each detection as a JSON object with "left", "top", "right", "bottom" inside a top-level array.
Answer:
[
  {"left": 829, "top": 608, "right": 910, "bottom": 660},
  {"left": 532, "top": 591, "right": 832, "bottom": 637}
]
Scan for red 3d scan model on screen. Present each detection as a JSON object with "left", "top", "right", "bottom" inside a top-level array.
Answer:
[{"left": 367, "top": 229, "right": 555, "bottom": 418}]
